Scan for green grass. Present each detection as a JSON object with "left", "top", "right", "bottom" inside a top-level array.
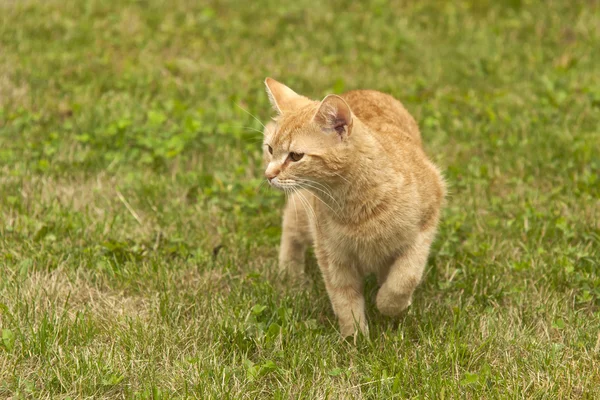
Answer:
[{"left": 1, "top": 0, "right": 599, "bottom": 398}]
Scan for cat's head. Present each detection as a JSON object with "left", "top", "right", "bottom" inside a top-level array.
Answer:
[{"left": 262, "top": 78, "right": 354, "bottom": 191}]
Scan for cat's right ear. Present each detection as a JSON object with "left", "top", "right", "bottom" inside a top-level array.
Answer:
[
  {"left": 264, "top": 78, "right": 305, "bottom": 114},
  {"left": 313, "top": 94, "right": 353, "bottom": 140}
]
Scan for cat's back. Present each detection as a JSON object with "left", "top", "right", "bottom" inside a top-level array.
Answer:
[{"left": 341, "top": 90, "right": 421, "bottom": 146}]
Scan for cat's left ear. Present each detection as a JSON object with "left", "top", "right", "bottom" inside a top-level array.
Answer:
[{"left": 313, "top": 95, "right": 353, "bottom": 139}]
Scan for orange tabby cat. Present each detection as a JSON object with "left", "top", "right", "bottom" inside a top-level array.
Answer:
[{"left": 262, "top": 78, "right": 445, "bottom": 338}]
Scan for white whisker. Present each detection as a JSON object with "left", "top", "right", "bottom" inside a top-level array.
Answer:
[
  {"left": 235, "top": 103, "right": 268, "bottom": 131},
  {"left": 297, "top": 179, "right": 341, "bottom": 210},
  {"left": 256, "top": 179, "right": 269, "bottom": 194},
  {"left": 299, "top": 183, "right": 340, "bottom": 218},
  {"left": 296, "top": 181, "right": 342, "bottom": 213},
  {"left": 290, "top": 188, "right": 299, "bottom": 223},
  {"left": 286, "top": 174, "right": 343, "bottom": 213},
  {"left": 294, "top": 188, "right": 318, "bottom": 227},
  {"left": 331, "top": 171, "right": 352, "bottom": 185},
  {"left": 290, "top": 187, "right": 309, "bottom": 222},
  {"left": 228, "top": 124, "right": 269, "bottom": 136}
]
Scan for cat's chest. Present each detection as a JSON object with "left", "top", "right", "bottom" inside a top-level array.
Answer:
[{"left": 314, "top": 214, "right": 414, "bottom": 270}]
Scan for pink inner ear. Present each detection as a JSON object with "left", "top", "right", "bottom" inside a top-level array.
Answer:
[
  {"left": 314, "top": 95, "right": 352, "bottom": 136},
  {"left": 333, "top": 120, "right": 346, "bottom": 134}
]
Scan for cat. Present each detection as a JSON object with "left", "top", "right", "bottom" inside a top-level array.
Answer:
[{"left": 262, "top": 78, "right": 446, "bottom": 338}]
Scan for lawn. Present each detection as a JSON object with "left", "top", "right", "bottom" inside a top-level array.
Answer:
[{"left": 0, "top": 0, "right": 599, "bottom": 398}]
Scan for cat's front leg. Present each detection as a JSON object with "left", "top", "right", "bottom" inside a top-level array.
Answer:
[
  {"left": 278, "top": 191, "right": 312, "bottom": 279},
  {"left": 315, "top": 246, "right": 368, "bottom": 338},
  {"left": 376, "top": 229, "right": 435, "bottom": 316},
  {"left": 325, "top": 270, "right": 368, "bottom": 338}
]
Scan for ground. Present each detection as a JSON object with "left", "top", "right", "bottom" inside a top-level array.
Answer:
[{"left": 0, "top": 0, "right": 599, "bottom": 398}]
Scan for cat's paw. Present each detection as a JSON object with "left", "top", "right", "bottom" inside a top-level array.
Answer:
[
  {"left": 376, "top": 286, "right": 412, "bottom": 317},
  {"left": 340, "top": 321, "right": 369, "bottom": 343},
  {"left": 277, "top": 266, "right": 309, "bottom": 287}
]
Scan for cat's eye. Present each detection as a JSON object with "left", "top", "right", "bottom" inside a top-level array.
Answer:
[
  {"left": 289, "top": 152, "right": 304, "bottom": 162},
  {"left": 267, "top": 145, "right": 273, "bottom": 155}
]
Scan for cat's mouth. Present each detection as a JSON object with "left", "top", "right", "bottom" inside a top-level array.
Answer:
[{"left": 268, "top": 177, "right": 298, "bottom": 191}]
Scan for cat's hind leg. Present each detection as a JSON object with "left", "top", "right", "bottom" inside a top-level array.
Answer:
[
  {"left": 376, "top": 229, "right": 436, "bottom": 316},
  {"left": 278, "top": 190, "right": 312, "bottom": 278}
]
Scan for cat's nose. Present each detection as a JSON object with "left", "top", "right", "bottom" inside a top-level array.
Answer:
[
  {"left": 265, "top": 171, "right": 277, "bottom": 182},
  {"left": 265, "top": 165, "right": 280, "bottom": 182}
]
